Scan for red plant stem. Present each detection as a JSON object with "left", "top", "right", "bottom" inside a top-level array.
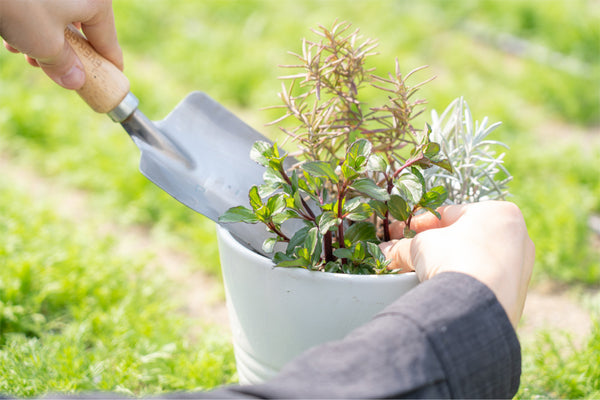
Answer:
[
  {"left": 301, "top": 198, "right": 316, "bottom": 220},
  {"left": 392, "top": 155, "right": 423, "bottom": 179},
  {"left": 267, "top": 222, "right": 290, "bottom": 242},
  {"left": 406, "top": 205, "right": 419, "bottom": 230},
  {"left": 324, "top": 231, "right": 334, "bottom": 262},
  {"left": 383, "top": 212, "right": 391, "bottom": 242},
  {"left": 279, "top": 166, "right": 316, "bottom": 221},
  {"left": 383, "top": 174, "right": 393, "bottom": 242}
]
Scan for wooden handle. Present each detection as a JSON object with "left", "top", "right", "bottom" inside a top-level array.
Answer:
[{"left": 64, "top": 25, "right": 130, "bottom": 114}]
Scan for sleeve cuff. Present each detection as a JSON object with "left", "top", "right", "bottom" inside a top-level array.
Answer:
[{"left": 379, "top": 272, "right": 521, "bottom": 398}]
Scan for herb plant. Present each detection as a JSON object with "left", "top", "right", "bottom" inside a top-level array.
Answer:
[
  {"left": 220, "top": 22, "right": 509, "bottom": 275},
  {"left": 425, "top": 97, "right": 512, "bottom": 204}
]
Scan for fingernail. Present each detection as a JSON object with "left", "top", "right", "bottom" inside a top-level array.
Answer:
[{"left": 58, "top": 63, "right": 85, "bottom": 89}]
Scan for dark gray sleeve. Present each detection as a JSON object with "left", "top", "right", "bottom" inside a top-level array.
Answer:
[{"left": 206, "top": 272, "right": 521, "bottom": 399}]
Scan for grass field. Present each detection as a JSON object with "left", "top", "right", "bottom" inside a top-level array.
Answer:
[{"left": 1, "top": 0, "right": 599, "bottom": 397}]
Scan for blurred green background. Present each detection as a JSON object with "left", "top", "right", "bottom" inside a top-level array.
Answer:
[{"left": 1, "top": 0, "right": 599, "bottom": 397}]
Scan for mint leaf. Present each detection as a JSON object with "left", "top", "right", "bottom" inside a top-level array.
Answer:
[
  {"left": 369, "top": 199, "right": 388, "bottom": 219},
  {"left": 250, "top": 141, "right": 272, "bottom": 166},
  {"left": 266, "top": 193, "right": 287, "bottom": 215},
  {"left": 248, "top": 185, "right": 262, "bottom": 210},
  {"left": 420, "top": 185, "right": 448, "bottom": 210},
  {"left": 366, "top": 241, "right": 387, "bottom": 263},
  {"left": 351, "top": 178, "right": 390, "bottom": 201},
  {"left": 302, "top": 160, "right": 339, "bottom": 182},
  {"left": 218, "top": 206, "right": 259, "bottom": 224},
  {"left": 348, "top": 138, "right": 372, "bottom": 159},
  {"left": 367, "top": 153, "right": 388, "bottom": 172},
  {"left": 341, "top": 163, "right": 360, "bottom": 180},
  {"left": 423, "top": 142, "right": 440, "bottom": 159},
  {"left": 388, "top": 194, "right": 410, "bottom": 221},
  {"left": 318, "top": 211, "right": 340, "bottom": 235},
  {"left": 395, "top": 174, "right": 422, "bottom": 204},
  {"left": 346, "top": 139, "right": 372, "bottom": 170},
  {"left": 272, "top": 209, "right": 299, "bottom": 224},
  {"left": 346, "top": 202, "right": 372, "bottom": 222},
  {"left": 305, "top": 227, "right": 322, "bottom": 266},
  {"left": 345, "top": 221, "right": 377, "bottom": 243},
  {"left": 262, "top": 237, "right": 278, "bottom": 253},
  {"left": 286, "top": 225, "right": 311, "bottom": 254}
]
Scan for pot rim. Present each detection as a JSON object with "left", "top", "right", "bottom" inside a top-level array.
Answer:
[{"left": 217, "top": 224, "right": 418, "bottom": 282}]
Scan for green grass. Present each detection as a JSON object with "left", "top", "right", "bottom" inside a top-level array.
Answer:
[
  {"left": 518, "top": 320, "right": 600, "bottom": 398},
  {"left": 506, "top": 141, "right": 600, "bottom": 284},
  {"left": 0, "top": 179, "right": 235, "bottom": 397},
  {"left": 0, "top": 0, "right": 599, "bottom": 396}
]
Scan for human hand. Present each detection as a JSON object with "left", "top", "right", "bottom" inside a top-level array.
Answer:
[
  {"left": 380, "top": 201, "right": 535, "bottom": 329},
  {"left": 0, "top": 0, "right": 122, "bottom": 90}
]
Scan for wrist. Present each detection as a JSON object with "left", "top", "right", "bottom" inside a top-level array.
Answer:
[{"left": 444, "top": 269, "right": 519, "bottom": 330}]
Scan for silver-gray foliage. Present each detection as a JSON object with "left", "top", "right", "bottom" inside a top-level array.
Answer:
[{"left": 425, "top": 97, "right": 512, "bottom": 204}]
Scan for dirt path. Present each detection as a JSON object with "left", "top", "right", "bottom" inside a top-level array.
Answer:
[
  {"left": 1, "top": 152, "right": 595, "bottom": 343},
  {"left": 519, "top": 283, "right": 594, "bottom": 347}
]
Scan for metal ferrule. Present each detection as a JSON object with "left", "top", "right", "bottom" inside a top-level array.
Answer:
[{"left": 107, "top": 92, "right": 139, "bottom": 122}]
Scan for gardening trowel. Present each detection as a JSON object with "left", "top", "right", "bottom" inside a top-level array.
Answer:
[{"left": 64, "top": 26, "right": 273, "bottom": 255}]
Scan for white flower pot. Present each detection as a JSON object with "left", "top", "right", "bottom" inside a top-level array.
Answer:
[{"left": 216, "top": 225, "right": 420, "bottom": 384}]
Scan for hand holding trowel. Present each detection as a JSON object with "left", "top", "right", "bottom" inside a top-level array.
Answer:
[{"left": 63, "top": 25, "right": 273, "bottom": 255}]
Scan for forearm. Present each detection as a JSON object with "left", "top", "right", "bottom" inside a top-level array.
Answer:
[{"left": 221, "top": 272, "right": 521, "bottom": 399}]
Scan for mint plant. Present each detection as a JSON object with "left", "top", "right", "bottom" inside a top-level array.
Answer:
[
  {"left": 219, "top": 22, "right": 510, "bottom": 275},
  {"left": 219, "top": 22, "right": 453, "bottom": 275}
]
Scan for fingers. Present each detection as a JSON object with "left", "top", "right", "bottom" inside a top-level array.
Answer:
[
  {"left": 0, "top": 0, "right": 122, "bottom": 89},
  {"left": 388, "top": 204, "right": 467, "bottom": 239},
  {"left": 36, "top": 38, "right": 86, "bottom": 89},
  {"left": 81, "top": 5, "right": 123, "bottom": 70},
  {"left": 25, "top": 55, "right": 40, "bottom": 68},
  {"left": 388, "top": 213, "right": 441, "bottom": 239},
  {"left": 5, "top": 40, "right": 42, "bottom": 67},
  {"left": 53, "top": 0, "right": 123, "bottom": 70},
  {"left": 382, "top": 201, "right": 535, "bottom": 329},
  {"left": 410, "top": 211, "right": 446, "bottom": 232},
  {"left": 43, "top": 0, "right": 122, "bottom": 86},
  {"left": 380, "top": 238, "right": 415, "bottom": 273},
  {"left": 3, "top": 40, "right": 19, "bottom": 53},
  {"left": 3, "top": 23, "right": 86, "bottom": 89},
  {"left": 384, "top": 205, "right": 465, "bottom": 275}
]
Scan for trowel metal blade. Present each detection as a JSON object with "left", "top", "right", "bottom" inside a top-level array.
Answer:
[{"left": 132, "top": 91, "right": 271, "bottom": 254}]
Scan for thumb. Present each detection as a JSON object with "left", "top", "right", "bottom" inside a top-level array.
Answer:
[
  {"left": 379, "top": 238, "right": 415, "bottom": 273},
  {"left": 37, "top": 39, "right": 85, "bottom": 90}
]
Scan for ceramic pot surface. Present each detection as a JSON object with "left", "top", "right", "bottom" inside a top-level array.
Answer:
[{"left": 216, "top": 225, "right": 419, "bottom": 384}]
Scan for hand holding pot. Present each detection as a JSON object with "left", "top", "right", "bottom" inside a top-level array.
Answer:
[
  {"left": 0, "top": 0, "right": 122, "bottom": 89},
  {"left": 380, "top": 201, "right": 535, "bottom": 329}
]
